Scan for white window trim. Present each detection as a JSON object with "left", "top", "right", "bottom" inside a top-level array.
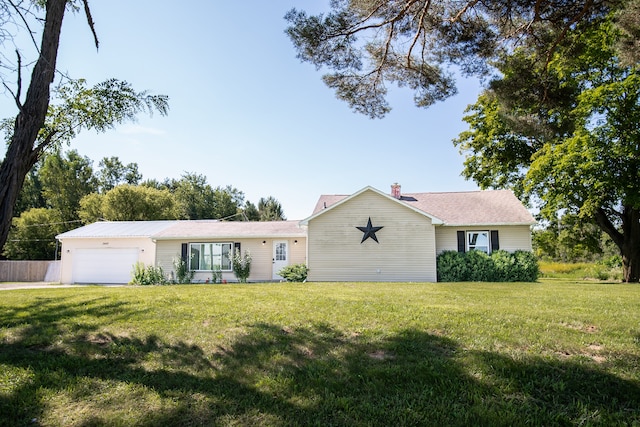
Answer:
[
  {"left": 466, "top": 231, "right": 490, "bottom": 254},
  {"left": 189, "top": 242, "right": 234, "bottom": 271}
]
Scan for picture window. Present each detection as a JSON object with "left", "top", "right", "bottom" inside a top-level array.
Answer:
[{"left": 189, "top": 242, "right": 233, "bottom": 271}]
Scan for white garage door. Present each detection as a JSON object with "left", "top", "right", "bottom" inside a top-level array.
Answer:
[{"left": 73, "top": 248, "right": 139, "bottom": 284}]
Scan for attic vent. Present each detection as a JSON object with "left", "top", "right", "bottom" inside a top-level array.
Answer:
[
  {"left": 391, "top": 183, "right": 401, "bottom": 199},
  {"left": 323, "top": 201, "right": 327, "bottom": 209}
]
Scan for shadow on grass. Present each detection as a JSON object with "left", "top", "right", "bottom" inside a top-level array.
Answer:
[{"left": 1, "top": 301, "right": 639, "bottom": 426}]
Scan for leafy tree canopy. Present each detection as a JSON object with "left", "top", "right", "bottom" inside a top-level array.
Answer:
[
  {"left": 97, "top": 156, "right": 142, "bottom": 193},
  {"left": 3, "top": 208, "right": 64, "bottom": 260},
  {"left": 455, "top": 17, "right": 640, "bottom": 281},
  {"left": 96, "top": 185, "right": 180, "bottom": 222},
  {"left": 39, "top": 149, "right": 97, "bottom": 222},
  {"left": 78, "top": 192, "right": 104, "bottom": 224},
  {"left": 166, "top": 173, "right": 246, "bottom": 220},
  {"left": 532, "top": 214, "right": 618, "bottom": 263},
  {"left": 170, "top": 172, "right": 219, "bottom": 220}
]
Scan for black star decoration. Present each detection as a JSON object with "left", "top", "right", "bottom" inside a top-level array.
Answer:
[{"left": 356, "top": 217, "right": 384, "bottom": 243}]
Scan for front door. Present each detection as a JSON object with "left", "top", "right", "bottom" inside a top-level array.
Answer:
[{"left": 272, "top": 240, "right": 288, "bottom": 280}]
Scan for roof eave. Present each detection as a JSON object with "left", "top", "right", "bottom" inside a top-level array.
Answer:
[
  {"left": 153, "top": 233, "right": 306, "bottom": 241},
  {"left": 56, "top": 234, "right": 155, "bottom": 240},
  {"left": 438, "top": 221, "right": 537, "bottom": 227},
  {"left": 300, "top": 186, "right": 444, "bottom": 225}
]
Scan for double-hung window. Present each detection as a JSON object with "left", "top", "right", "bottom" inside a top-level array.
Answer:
[
  {"left": 467, "top": 231, "right": 490, "bottom": 254},
  {"left": 189, "top": 243, "right": 232, "bottom": 271}
]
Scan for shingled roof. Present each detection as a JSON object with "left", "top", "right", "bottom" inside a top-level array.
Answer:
[
  {"left": 153, "top": 220, "right": 306, "bottom": 240},
  {"left": 311, "top": 188, "right": 535, "bottom": 226}
]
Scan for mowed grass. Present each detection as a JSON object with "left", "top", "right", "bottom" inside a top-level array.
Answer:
[{"left": 1, "top": 281, "right": 639, "bottom": 426}]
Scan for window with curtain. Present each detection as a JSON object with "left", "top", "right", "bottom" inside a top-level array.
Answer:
[{"left": 189, "top": 243, "right": 233, "bottom": 271}]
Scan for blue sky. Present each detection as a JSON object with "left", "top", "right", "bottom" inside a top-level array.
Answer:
[{"left": 2, "top": 1, "right": 484, "bottom": 220}]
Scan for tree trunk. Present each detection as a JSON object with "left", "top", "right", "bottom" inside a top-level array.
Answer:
[
  {"left": 622, "top": 248, "right": 640, "bottom": 283},
  {"left": 0, "top": 0, "right": 67, "bottom": 254},
  {"left": 620, "top": 208, "right": 640, "bottom": 283},
  {"left": 595, "top": 206, "right": 640, "bottom": 283}
]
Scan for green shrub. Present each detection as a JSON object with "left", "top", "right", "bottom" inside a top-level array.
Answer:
[
  {"left": 589, "top": 264, "right": 611, "bottom": 280},
  {"left": 437, "top": 251, "right": 470, "bottom": 282},
  {"left": 172, "top": 257, "right": 194, "bottom": 284},
  {"left": 278, "top": 264, "right": 308, "bottom": 282},
  {"left": 601, "top": 255, "right": 622, "bottom": 269},
  {"left": 131, "top": 262, "right": 167, "bottom": 285},
  {"left": 466, "top": 250, "right": 495, "bottom": 281},
  {"left": 588, "top": 262, "right": 622, "bottom": 281},
  {"left": 512, "top": 250, "right": 540, "bottom": 282},
  {"left": 608, "top": 267, "right": 623, "bottom": 281},
  {"left": 211, "top": 266, "right": 223, "bottom": 284},
  {"left": 491, "top": 250, "right": 516, "bottom": 282},
  {"left": 232, "top": 250, "right": 252, "bottom": 283},
  {"left": 131, "top": 262, "right": 145, "bottom": 285},
  {"left": 437, "top": 250, "right": 539, "bottom": 282}
]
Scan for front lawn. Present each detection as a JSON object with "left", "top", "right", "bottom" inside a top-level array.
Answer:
[{"left": 1, "top": 281, "right": 639, "bottom": 426}]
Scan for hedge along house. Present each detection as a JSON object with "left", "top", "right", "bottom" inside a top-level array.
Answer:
[
  {"left": 56, "top": 220, "right": 307, "bottom": 284},
  {"left": 301, "top": 185, "right": 536, "bottom": 282},
  {"left": 56, "top": 184, "right": 535, "bottom": 284}
]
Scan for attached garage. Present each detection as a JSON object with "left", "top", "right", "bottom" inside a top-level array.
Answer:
[
  {"left": 57, "top": 221, "right": 175, "bottom": 284},
  {"left": 72, "top": 248, "right": 139, "bottom": 284},
  {"left": 57, "top": 220, "right": 308, "bottom": 284}
]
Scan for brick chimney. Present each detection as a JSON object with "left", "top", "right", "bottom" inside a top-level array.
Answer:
[{"left": 391, "top": 183, "right": 401, "bottom": 199}]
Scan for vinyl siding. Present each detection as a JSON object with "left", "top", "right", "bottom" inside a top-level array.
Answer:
[
  {"left": 155, "top": 241, "right": 182, "bottom": 278},
  {"left": 435, "top": 225, "right": 532, "bottom": 254},
  {"left": 289, "top": 238, "right": 307, "bottom": 266},
  {"left": 155, "top": 237, "right": 306, "bottom": 282},
  {"left": 307, "top": 190, "right": 437, "bottom": 282}
]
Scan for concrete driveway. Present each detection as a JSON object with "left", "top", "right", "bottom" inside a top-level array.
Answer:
[{"left": 0, "top": 282, "right": 125, "bottom": 290}]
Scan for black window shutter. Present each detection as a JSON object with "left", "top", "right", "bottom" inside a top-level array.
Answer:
[
  {"left": 181, "top": 243, "right": 188, "bottom": 262},
  {"left": 491, "top": 230, "right": 499, "bottom": 251},
  {"left": 457, "top": 231, "right": 466, "bottom": 253},
  {"left": 234, "top": 242, "right": 241, "bottom": 254}
]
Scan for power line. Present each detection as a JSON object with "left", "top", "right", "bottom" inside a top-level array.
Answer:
[
  {"left": 12, "top": 219, "right": 82, "bottom": 228},
  {"left": 8, "top": 239, "right": 57, "bottom": 242}
]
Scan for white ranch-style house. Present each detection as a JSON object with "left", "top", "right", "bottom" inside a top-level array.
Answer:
[{"left": 56, "top": 185, "right": 536, "bottom": 284}]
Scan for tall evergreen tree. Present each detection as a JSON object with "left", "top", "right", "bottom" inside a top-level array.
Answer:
[
  {"left": 243, "top": 201, "right": 260, "bottom": 221},
  {"left": 258, "top": 197, "right": 286, "bottom": 221},
  {"left": 285, "top": 0, "right": 635, "bottom": 118}
]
